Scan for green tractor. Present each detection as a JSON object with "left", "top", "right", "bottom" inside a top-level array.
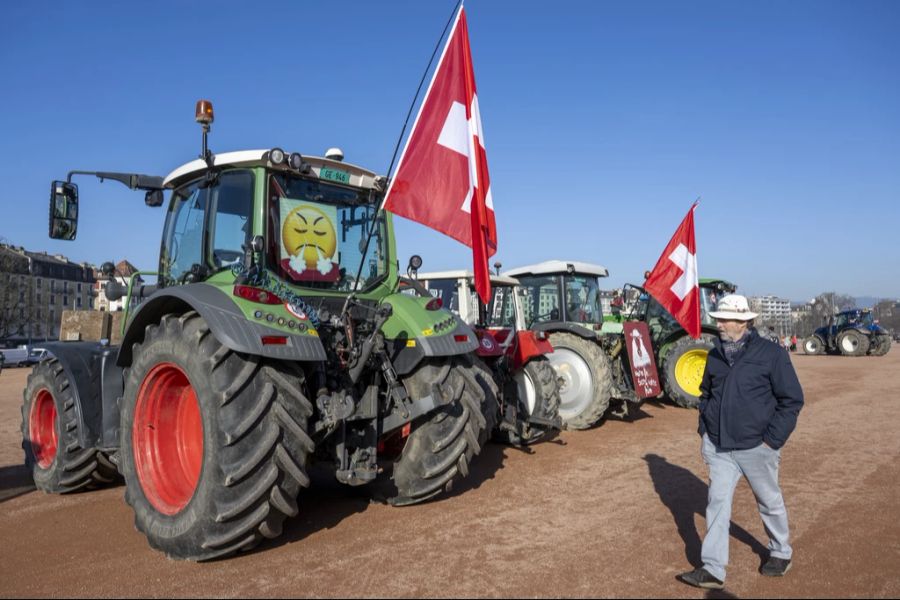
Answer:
[
  {"left": 620, "top": 278, "right": 736, "bottom": 408},
  {"left": 22, "top": 101, "right": 495, "bottom": 560}
]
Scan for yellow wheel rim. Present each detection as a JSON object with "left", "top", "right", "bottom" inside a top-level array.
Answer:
[{"left": 675, "top": 349, "right": 709, "bottom": 397}]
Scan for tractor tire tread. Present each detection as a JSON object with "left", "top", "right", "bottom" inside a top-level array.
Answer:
[{"left": 120, "top": 311, "right": 313, "bottom": 561}]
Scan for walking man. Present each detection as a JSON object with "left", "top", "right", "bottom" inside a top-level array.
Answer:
[{"left": 679, "top": 294, "right": 804, "bottom": 590}]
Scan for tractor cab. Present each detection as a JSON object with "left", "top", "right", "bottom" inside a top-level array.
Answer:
[
  {"left": 508, "top": 261, "right": 607, "bottom": 332},
  {"left": 159, "top": 149, "right": 390, "bottom": 296}
]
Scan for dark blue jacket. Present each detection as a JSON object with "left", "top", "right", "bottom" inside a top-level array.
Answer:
[{"left": 698, "top": 329, "right": 804, "bottom": 450}]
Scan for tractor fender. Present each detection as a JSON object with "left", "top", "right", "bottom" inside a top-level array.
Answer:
[
  {"left": 388, "top": 320, "right": 479, "bottom": 375},
  {"left": 115, "top": 283, "right": 327, "bottom": 367},
  {"left": 531, "top": 321, "right": 599, "bottom": 341},
  {"left": 512, "top": 330, "right": 553, "bottom": 372},
  {"left": 33, "top": 341, "right": 124, "bottom": 451}
]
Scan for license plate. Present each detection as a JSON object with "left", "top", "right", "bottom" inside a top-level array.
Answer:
[{"left": 319, "top": 167, "right": 350, "bottom": 184}]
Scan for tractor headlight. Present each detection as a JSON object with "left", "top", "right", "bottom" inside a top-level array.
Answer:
[{"left": 269, "top": 148, "right": 286, "bottom": 165}]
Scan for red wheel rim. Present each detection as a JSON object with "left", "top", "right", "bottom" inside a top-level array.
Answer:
[
  {"left": 29, "top": 389, "right": 58, "bottom": 469},
  {"left": 133, "top": 362, "right": 203, "bottom": 515}
]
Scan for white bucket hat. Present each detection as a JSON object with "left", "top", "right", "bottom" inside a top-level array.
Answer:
[{"left": 708, "top": 294, "right": 758, "bottom": 321}]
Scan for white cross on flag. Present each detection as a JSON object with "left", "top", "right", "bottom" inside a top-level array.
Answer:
[
  {"left": 383, "top": 6, "right": 497, "bottom": 304},
  {"left": 643, "top": 203, "right": 701, "bottom": 339}
]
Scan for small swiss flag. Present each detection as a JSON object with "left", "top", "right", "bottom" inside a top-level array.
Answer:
[
  {"left": 383, "top": 6, "right": 496, "bottom": 304},
  {"left": 644, "top": 203, "right": 701, "bottom": 339}
]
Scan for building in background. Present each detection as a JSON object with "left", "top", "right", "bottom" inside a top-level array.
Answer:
[
  {"left": 0, "top": 243, "right": 95, "bottom": 344},
  {"left": 94, "top": 260, "right": 140, "bottom": 312},
  {"left": 749, "top": 295, "right": 793, "bottom": 336}
]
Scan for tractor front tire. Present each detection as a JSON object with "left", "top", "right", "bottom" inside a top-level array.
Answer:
[
  {"left": 545, "top": 332, "right": 613, "bottom": 430},
  {"left": 662, "top": 335, "right": 716, "bottom": 409},
  {"left": 120, "top": 311, "right": 314, "bottom": 561},
  {"left": 803, "top": 336, "right": 825, "bottom": 355},
  {"left": 388, "top": 356, "right": 490, "bottom": 507},
  {"left": 21, "top": 358, "right": 118, "bottom": 493},
  {"left": 837, "top": 329, "right": 870, "bottom": 356},
  {"left": 504, "top": 357, "right": 561, "bottom": 445}
]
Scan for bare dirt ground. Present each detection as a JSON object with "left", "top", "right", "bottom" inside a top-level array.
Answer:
[{"left": 1, "top": 352, "right": 899, "bottom": 598}]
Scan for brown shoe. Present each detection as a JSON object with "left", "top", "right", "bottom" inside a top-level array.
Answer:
[{"left": 678, "top": 567, "right": 725, "bottom": 589}]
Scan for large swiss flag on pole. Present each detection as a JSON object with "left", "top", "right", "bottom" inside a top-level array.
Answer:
[
  {"left": 643, "top": 202, "right": 701, "bottom": 339},
  {"left": 383, "top": 6, "right": 497, "bottom": 304}
]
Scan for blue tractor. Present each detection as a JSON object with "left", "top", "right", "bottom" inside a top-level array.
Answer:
[{"left": 803, "top": 309, "right": 892, "bottom": 356}]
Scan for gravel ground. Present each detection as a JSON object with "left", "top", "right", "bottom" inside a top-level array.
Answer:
[{"left": 1, "top": 351, "right": 898, "bottom": 598}]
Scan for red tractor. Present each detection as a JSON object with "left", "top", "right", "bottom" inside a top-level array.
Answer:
[{"left": 411, "top": 268, "right": 562, "bottom": 445}]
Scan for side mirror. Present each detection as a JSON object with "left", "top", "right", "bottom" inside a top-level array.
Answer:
[
  {"left": 144, "top": 189, "right": 164, "bottom": 207},
  {"left": 49, "top": 181, "right": 79, "bottom": 240}
]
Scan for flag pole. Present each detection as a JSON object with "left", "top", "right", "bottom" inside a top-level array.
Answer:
[{"left": 345, "top": 0, "right": 463, "bottom": 309}]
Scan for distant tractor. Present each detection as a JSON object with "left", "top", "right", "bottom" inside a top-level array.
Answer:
[
  {"left": 803, "top": 309, "right": 892, "bottom": 356},
  {"left": 414, "top": 269, "right": 562, "bottom": 445},
  {"left": 505, "top": 261, "right": 643, "bottom": 430},
  {"left": 21, "top": 101, "right": 495, "bottom": 561},
  {"left": 621, "top": 278, "right": 736, "bottom": 408}
]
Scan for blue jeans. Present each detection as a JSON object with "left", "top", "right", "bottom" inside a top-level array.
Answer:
[{"left": 700, "top": 433, "right": 792, "bottom": 581}]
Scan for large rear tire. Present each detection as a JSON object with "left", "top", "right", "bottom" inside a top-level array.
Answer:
[
  {"left": 662, "top": 335, "right": 716, "bottom": 409},
  {"left": 837, "top": 329, "right": 870, "bottom": 356},
  {"left": 545, "top": 332, "right": 613, "bottom": 430},
  {"left": 504, "top": 357, "right": 561, "bottom": 445},
  {"left": 120, "top": 312, "right": 314, "bottom": 561},
  {"left": 388, "top": 356, "right": 491, "bottom": 507},
  {"left": 21, "top": 358, "right": 118, "bottom": 493}
]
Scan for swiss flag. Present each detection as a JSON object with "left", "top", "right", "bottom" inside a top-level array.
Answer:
[
  {"left": 643, "top": 203, "right": 701, "bottom": 339},
  {"left": 384, "top": 7, "right": 496, "bottom": 304}
]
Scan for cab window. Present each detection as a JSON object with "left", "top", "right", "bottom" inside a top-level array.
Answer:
[{"left": 161, "top": 170, "right": 253, "bottom": 285}]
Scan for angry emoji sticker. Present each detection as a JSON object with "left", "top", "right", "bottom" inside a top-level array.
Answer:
[{"left": 279, "top": 200, "right": 340, "bottom": 282}]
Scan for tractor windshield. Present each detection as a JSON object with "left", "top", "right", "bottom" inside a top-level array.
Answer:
[
  {"left": 701, "top": 286, "right": 722, "bottom": 326},
  {"left": 645, "top": 296, "right": 680, "bottom": 342},
  {"left": 266, "top": 172, "right": 388, "bottom": 292},
  {"left": 160, "top": 170, "right": 254, "bottom": 286},
  {"left": 563, "top": 275, "right": 603, "bottom": 324},
  {"left": 486, "top": 285, "right": 518, "bottom": 329},
  {"left": 516, "top": 275, "right": 561, "bottom": 327}
]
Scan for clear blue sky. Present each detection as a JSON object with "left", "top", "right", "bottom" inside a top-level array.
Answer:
[{"left": 1, "top": 1, "right": 898, "bottom": 302}]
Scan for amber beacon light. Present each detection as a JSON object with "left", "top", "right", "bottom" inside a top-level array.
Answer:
[{"left": 195, "top": 100, "right": 214, "bottom": 125}]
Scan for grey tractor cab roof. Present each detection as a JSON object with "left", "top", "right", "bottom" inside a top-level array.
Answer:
[
  {"left": 163, "top": 149, "right": 382, "bottom": 191},
  {"left": 504, "top": 260, "right": 609, "bottom": 278},
  {"left": 416, "top": 270, "right": 519, "bottom": 287}
]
